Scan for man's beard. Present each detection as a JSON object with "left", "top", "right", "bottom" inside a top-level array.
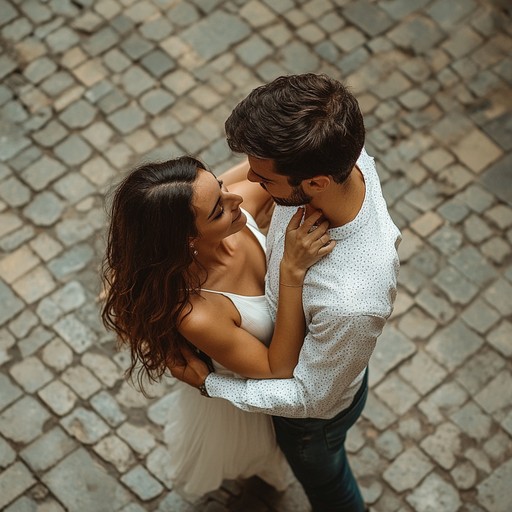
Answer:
[{"left": 270, "top": 185, "right": 313, "bottom": 207}]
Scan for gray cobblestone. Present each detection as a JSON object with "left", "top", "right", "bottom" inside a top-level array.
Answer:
[
  {"left": 0, "top": 396, "right": 51, "bottom": 444},
  {"left": 0, "top": 374, "right": 23, "bottom": 412},
  {"left": 374, "top": 374, "right": 420, "bottom": 415},
  {"left": 20, "top": 426, "right": 77, "bottom": 472},
  {"left": 21, "top": 156, "right": 67, "bottom": 191},
  {"left": 450, "top": 401, "right": 492, "bottom": 441},
  {"left": 0, "top": 436, "right": 15, "bottom": 469},
  {"left": 406, "top": 472, "right": 461, "bottom": 512},
  {"left": 93, "top": 434, "right": 135, "bottom": 473},
  {"left": 0, "top": 461, "right": 36, "bottom": 511},
  {"left": 383, "top": 447, "right": 433, "bottom": 492},
  {"left": 43, "top": 448, "right": 130, "bottom": 511},
  {"left": 120, "top": 464, "right": 164, "bottom": 501},
  {"left": 10, "top": 357, "right": 53, "bottom": 393},
  {"left": 61, "top": 407, "right": 109, "bottom": 444},
  {"left": 433, "top": 266, "right": 479, "bottom": 305},
  {"left": 117, "top": 422, "right": 156, "bottom": 456},
  {"left": 38, "top": 379, "right": 78, "bottom": 416},
  {"left": 90, "top": 390, "right": 127, "bottom": 427}
]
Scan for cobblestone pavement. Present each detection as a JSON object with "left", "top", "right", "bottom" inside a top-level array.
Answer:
[{"left": 0, "top": 0, "right": 511, "bottom": 511}]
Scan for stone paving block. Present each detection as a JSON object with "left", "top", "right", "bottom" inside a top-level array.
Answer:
[
  {"left": 487, "top": 320, "right": 512, "bottom": 357},
  {"left": 481, "top": 236, "right": 511, "bottom": 264},
  {"left": 369, "top": 325, "right": 416, "bottom": 385},
  {"left": 38, "top": 378, "right": 78, "bottom": 416},
  {"left": 479, "top": 153, "right": 512, "bottom": 207},
  {"left": 361, "top": 393, "right": 396, "bottom": 431},
  {"left": 397, "top": 306, "right": 436, "bottom": 340},
  {"left": 484, "top": 431, "right": 511, "bottom": 463},
  {"left": 463, "top": 214, "right": 493, "bottom": 244},
  {"left": 474, "top": 370, "right": 512, "bottom": 415},
  {"left": 146, "top": 444, "right": 175, "bottom": 489},
  {"left": 461, "top": 298, "right": 500, "bottom": 334},
  {"left": 90, "top": 390, "right": 127, "bottom": 427},
  {"left": 452, "top": 128, "right": 503, "bottom": 173},
  {"left": 141, "top": 49, "right": 176, "bottom": 78},
  {"left": 61, "top": 365, "right": 102, "bottom": 399},
  {"left": 9, "top": 356, "right": 53, "bottom": 393},
  {"left": 483, "top": 278, "right": 512, "bottom": 316},
  {"left": 140, "top": 88, "right": 175, "bottom": 116},
  {"left": 117, "top": 422, "right": 156, "bottom": 456},
  {"left": 18, "top": 325, "right": 53, "bottom": 358},
  {"left": 382, "top": 447, "right": 433, "bottom": 492},
  {"left": 24, "top": 56, "right": 58, "bottom": 84},
  {"left": 43, "top": 448, "right": 131, "bottom": 511},
  {"left": 21, "top": 156, "right": 67, "bottom": 191},
  {"left": 0, "top": 395, "right": 50, "bottom": 444},
  {"left": 0, "top": 373, "right": 23, "bottom": 412},
  {"left": 450, "top": 401, "right": 492, "bottom": 441},
  {"left": 374, "top": 430, "right": 403, "bottom": 461},
  {"left": 374, "top": 374, "right": 420, "bottom": 416},
  {"left": 0, "top": 461, "right": 36, "bottom": 511},
  {"left": 0, "top": 225, "right": 36, "bottom": 253},
  {"left": 59, "top": 99, "right": 97, "bottom": 129},
  {"left": 399, "top": 350, "right": 447, "bottom": 395},
  {"left": 0, "top": 435, "right": 16, "bottom": 469},
  {"left": 120, "top": 464, "right": 164, "bottom": 501},
  {"left": 81, "top": 352, "right": 122, "bottom": 388},
  {"left": 0, "top": 214, "right": 23, "bottom": 241},
  {"left": 181, "top": 11, "right": 250, "bottom": 60},
  {"left": 428, "top": 225, "right": 463, "bottom": 256},
  {"left": 0, "top": 176, "right": 31, "bottom": 207},
  {"left": 107, "top": 104, "right": 146, "bottom": 134},
  {"left": 93, "top": 434, "right": 135, "bottom": 473},
  {"left": 426, "top": 320, "right": 484, "bottom": 371},
  {"left": 406, "top": 472, "right": 461, "bottom": 512},
  {"left": 433, "top": 265, "right": 479, "bottom": 305},
  {"left": 41, "top": 337, "right": 73, "bottom": 373},
  {"left": 420, "top": 422, "right": 462, "bottom": 470},
  {"left": 0, "top": 245, "right": 40, "bottom": 285},
  {"left": 54, "top": 313, "right": 97, "bottom": 354},
  {"left": 239, "top": 1, "right": 275, "bottom": 27},
  {"left": 418, "top": 381, "right": 469, "bottom": 425},
  {"left": 450, "top": 461, "right": 478, "bottom": 491},
  {"left": 448, "top": 246, "right": 497, "bottom": 287},
  {"left": 22, "top": 191, "right": 65, "bottom": 227},
  {"left": 20, "top": 426, "right": 77, "bottom": 472},
  {"left": 477, "top": 458, "right": 512, "bottom": 512},
  {"left": 54, "top": 134, "right": 93, "bottom": 166},
  {"left": 11, "top": 265, "right": 56, "bottom": 304},
  {"left": 455, "top": 347, "right": 506, "bottom": 397},
  {"left": 235, "top": 35, "right": 273, "bottom": 67},
  {"left": 342, "top": 1, "right": 394, "bottom": 37},
  {"left": 61, "top": 407, "right": 110, "bottom": 444},
  {"left": 351, "top": 446, "right": 385, "bottom": 478},
  {"left": 9, "top": 309, "right": 39, "bottom": 338}
]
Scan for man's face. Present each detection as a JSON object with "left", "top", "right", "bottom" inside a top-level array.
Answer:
[{"left": 247, "top": 156, "right": 312, "bottom": 206}]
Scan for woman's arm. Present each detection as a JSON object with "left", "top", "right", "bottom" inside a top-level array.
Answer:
[
  {"left": 217, "top": 159, "right": 250, "bottom": 186},
  {"left": 179, "top": 209, "right": 335, "bottom": 379}
]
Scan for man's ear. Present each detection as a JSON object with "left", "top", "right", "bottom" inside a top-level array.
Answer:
[{"left": 302, "top": 175, "right": 331, "bottom": 194}]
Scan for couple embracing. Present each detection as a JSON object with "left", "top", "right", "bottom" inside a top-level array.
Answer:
[{"left": 102, "top": 73, "right": 401, "bottom": 512}]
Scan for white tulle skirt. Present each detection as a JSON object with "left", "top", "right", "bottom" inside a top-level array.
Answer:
[{"left": 163, "top": 382, "right": 294, "bottom": 502}]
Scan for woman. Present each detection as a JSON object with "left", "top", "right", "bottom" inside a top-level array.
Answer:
[{"left": 102, "top": 156, "right": 334, "bottom": 500}]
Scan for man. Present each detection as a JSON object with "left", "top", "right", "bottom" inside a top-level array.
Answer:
[{"left": 171, "top": 73, "right": 401, "bottom": 512}]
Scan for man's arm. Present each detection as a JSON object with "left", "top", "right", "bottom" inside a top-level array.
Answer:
[{"left": 206, "top": 313, "right": 386, "bottom": 419}]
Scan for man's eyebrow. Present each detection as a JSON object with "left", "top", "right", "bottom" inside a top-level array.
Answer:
[
  {"left": 250, "top": 168, "right": 273, "bottom": 182},
  {"left": 207, "top": 196, "right": 221, "bottom": 219}
]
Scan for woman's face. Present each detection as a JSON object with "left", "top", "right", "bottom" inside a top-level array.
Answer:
[{"left": 192, "top": 169, "right": 246, "bottom": 243}]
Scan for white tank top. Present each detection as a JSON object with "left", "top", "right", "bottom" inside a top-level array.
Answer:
[{"left": 202, "top": 209, "right": 274, "bottom": 374}]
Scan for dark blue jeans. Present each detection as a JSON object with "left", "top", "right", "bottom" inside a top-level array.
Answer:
[{"left": 272, "top": 372, "right": 368, "bottom": 512}]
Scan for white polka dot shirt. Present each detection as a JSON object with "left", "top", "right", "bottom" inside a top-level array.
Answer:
[{"left": 206, "top": 149, "right": 401, "bottom": 419}]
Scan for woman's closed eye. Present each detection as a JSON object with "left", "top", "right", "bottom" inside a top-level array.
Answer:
[{"left": 214, "top": 205, "right": 225, "bottom": 219}]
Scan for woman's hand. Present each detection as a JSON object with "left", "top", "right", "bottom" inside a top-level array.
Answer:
[{"left": 281, "top": 207, "right": 335, "bottom": 285}]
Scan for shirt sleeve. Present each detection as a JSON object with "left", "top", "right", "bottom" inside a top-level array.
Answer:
[{"left": 205, "top": 313, "right": 386, "bottom": 419}]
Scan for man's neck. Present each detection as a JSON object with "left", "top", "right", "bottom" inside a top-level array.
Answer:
[{"left": 307, "top": 166, "right": 366, "bottom": 229}]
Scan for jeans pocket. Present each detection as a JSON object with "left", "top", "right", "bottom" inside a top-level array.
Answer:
[{"left": 323, "top": 415, "right": 347, "bottom": 451}]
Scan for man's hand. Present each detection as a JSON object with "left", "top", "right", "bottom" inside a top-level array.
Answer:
[{"left": 168, "top": 344, "right": 211, "bottom": 389}]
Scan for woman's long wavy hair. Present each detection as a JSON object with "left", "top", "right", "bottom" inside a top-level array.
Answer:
[{"left": 101, "top": 156, "right": 206, "bottom": 394}]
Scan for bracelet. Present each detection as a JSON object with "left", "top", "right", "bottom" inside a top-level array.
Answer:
[
  {"left": 279, "top": 282, "right": 303, "bottom": 288},
  {"left": 198, "top": 382, "right": 210, "bottom": 397}
]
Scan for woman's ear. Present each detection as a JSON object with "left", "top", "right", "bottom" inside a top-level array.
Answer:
[{"left": 302, "top": 175, "right": 331, "bottom": 194}]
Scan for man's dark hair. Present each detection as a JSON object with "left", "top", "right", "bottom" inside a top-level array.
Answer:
[{"left": 225, "top": 73, "right": 365, "bottom": 186}]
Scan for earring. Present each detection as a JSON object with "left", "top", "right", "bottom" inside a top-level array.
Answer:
[{"left": 190, "top": 243, "right": 198, "bottom": 256}]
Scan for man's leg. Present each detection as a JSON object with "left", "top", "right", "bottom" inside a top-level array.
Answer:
[{"left": 273, "top": 373, "right": 368, "bottom": 512}]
